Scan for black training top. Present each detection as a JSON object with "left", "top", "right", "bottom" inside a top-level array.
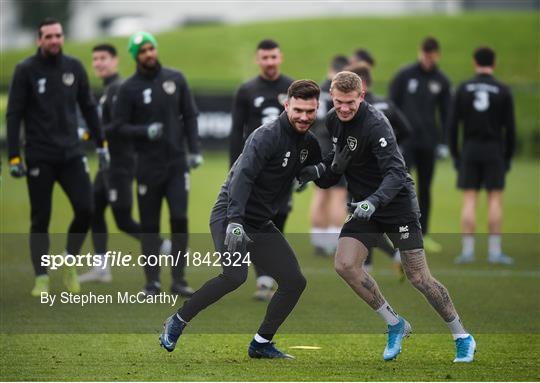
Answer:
[
  {"left": 448, "top": 73, "right": 516, "bottom": 163},
  {"left": 229, "top": 74, "right": 294, "bottom": 167},
  {"left": 113, "top": 62, "right": 200, "bottom": 170},
  {"left": 318, "top": 102, "right": 420, "bottom": 223},
  {"left": 7, "top": 49, "right": 104, "bottom": 161},
  {"left": 213, "top": 112, "right": 322, "bottom": 228},
  {"left": 98, "top": 74, "right": 135, "bottom": 174},
  {"left": 365, "top": 91, "right": 411, "bottom": 144},
  {"left": 389, "top": 62, "right": 451, "bottom": 149}
]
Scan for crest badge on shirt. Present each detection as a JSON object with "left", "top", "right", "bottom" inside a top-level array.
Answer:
[
  {"left": 300, "top": 149, "right": 309, "bottom": 164},
  {"left": 347, "top": 136, "right": 358, "bottom": 151},
  {"left": 277, "top": 93, "right": 288, "bottom": 106},
  {"left": 162, "top": 81, "right": 176, "bottom": 95},
  {"left": 407, "top": 78, "right": 418, "bottom": 94},
  {"left": 428, "top": 81, "right": 441, "bottom": 94},
  {"left": 254, "top": 96, "right": 264, "bottom": 107},
  {"left": 62, "top": 73, "right": 75, "bottom": 87}
]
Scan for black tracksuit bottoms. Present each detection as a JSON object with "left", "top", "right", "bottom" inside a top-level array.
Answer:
[
  {"left": 177, "top": 218, "right": 306, "bottom": 339},
  {"left": 26, "top": 155, "right": 93, "bottom": 276}
]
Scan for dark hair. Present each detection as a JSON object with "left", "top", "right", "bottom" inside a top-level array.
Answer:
[
  {"left": 353, "top": 48, "right": 375, "bottom": 67},
  {"left": 287, "top": 79, "right": 320, "bottom": 100},
  {"left": 345, "top": 63, "right": 372, "bottom": 87},
  {"left": 38, "top": 17, "right": 61, "bottom": 37},
  {"left": 421, "top": 36, "right": 440, "bottom": 53},
  {"left": 330, "top": 55, "right": 350, "bottom": 73},
  {"left": 257, "top": 39, "right": 279, "bottom": 51},
  {"left": 92, "top": 43, "right": 117, "bottom": 57},
  {"left": 474, "top": 46, "right": 496, "bottom": 67}
]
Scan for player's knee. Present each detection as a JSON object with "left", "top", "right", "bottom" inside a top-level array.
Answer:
[
  {"left": 74, "top": 203, "right": 93, "bottom": 222},
  {"left": 222, "top": 269, "right": 248, "bottom": 289},
  {"left": 406, "top": 271, "right": 427, "bottom": 290},
  {"left": 288, "top": 273, "right": 307, "bottom": 294},
  {"left": 334, "top": 258, "right": 357, "bottom": 278}
]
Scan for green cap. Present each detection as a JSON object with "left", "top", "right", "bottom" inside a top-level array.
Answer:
[{"left": 128, "top": 31, "right": 157, "bottom": 60}]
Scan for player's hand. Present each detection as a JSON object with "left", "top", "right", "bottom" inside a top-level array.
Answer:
[
  {"left": 293, "top": 178, "right": 309, "bottom": 193},
  {"left": 331, "top": 145, "right": 352, "bottom": 174},
  {"left": 188, "top": 153, "right": 204, "bottom": 169},
  {"left": 147, "top": 122, "right": 164, "bottom": 141},
  {"left": 224, "top": 222, "right": 253, "bottom": 254},
  {"left": 348, "top": 200, "right": 376, "bottom": 221},
  {"left": 297, "top": 162, "right": 326, "bottom": 188},
  {"left": 9, "top": 156, "right": 26, "bottom": 178},
  {"left": 436, "top": 144, "right": 449, "bottom": 159},
  {"left": 96, "top": 147, "right": 110, "bottom": 171}
]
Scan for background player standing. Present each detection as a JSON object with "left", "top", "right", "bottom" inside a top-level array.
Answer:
[
  {"left": 6, "top": 18, "right": 109, "bottom": 296},
  {"left": 228, "top": 39, "right": 294, "bottom": 300},
  {"left": 114, "top": 31, "right": 202, "bottom": 296},
  {"left": 449, "top": 46, "right": 516, "bottom": 265},
  {"left": 309, "top": 54, "right": 350, "bottom": 257},
  {"left": 389, "top": 36, "right": 451, "bottom": 253},
  {"left": 299, "top": 71, "right": 476, "bottom": 363},
  {"left": 80, "top": 43, "right": 161, "bottom": 283}
]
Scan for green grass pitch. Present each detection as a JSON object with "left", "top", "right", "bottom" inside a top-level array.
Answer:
[{"left": 1, "top": 153, "right": 539, "bottom": 381}]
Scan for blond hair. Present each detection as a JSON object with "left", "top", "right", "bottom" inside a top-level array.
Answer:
[{"left": 330, "top": 71, "right": 363, "bottom": 94}]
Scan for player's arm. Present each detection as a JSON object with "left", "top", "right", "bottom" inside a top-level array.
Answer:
[
  {"left": 227, "top": 128, "right": 277, "bottom": 225},
  {"left": 178, "top": 74, "right": 200, "bottom": 154},
  {"left": 101, "top": 82, "right": 120, "bottom": 134},
  {"left": 229, "top": 86, "right": 248, "bottom": 167},
  {"left": 297, "top": 113, "right": 344, "bottom": 188},
  {"left": 388, "top": 70, "right": 405, "bottom": 108},
  {"left": 438, "top": 75, "right": 452, "bottom": 145},
  {"left": 6, "top": 64, "right": 28, "bottom": 177},
  {"left": 366, "top": 120, "right": 407, "bottom": 209},
  {"left": 386, "top": 101, "right": 412, "bottom": 144},
  {"left": 502, "top": 87, "right": 516, "bottom": 170},
  {"left": 178, "top": 74, "right": 203, "bottom": 168},
  {"left": 447, "top": 85, "right": 463, "bottom": 168},
  {"left": 76, "top": 62, "right": 106, "bottom": 149}
]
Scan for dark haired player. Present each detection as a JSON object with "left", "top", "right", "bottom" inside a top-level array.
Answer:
[
  {"left": 114, "top": 31, "right": 202, "bottom": 297},
  {"left": 228, "top": 39, "right": 295, "bottom": 300},
  {"left": 389, "top": 36, "right": 452, "bottom": 253},
  {"left": 449, "top": 46, "right": 515, "bottom": 265},
  {"left": 7, "top": 18, "right": 108, "bottom": 296},
  {"left": 160, "top": 80, "right": 323, "bottom": 359}
]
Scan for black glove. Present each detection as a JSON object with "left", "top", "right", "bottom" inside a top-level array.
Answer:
[
  {"left": 224, "top": 222, "right": 253, "bottom": 253},
  {"left": 331, "top": 145, "right": 352, "bottom": 174},
  {"left": 96, "top": 148, "right": 110, "bottom": 171},
  {"left": 147, "top": 122, "right": 164, "bottom": 140},
  {"left": 9, "top": 156, "right": 26, "bottom": 178},
  {"left": 188, "top": 153, "right": 204, "bottom": 169},
  {"left": 297, "top": 162, "right": 326, "bottom": 186}
]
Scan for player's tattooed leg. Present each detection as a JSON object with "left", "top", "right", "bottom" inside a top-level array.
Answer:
[
  {"left": 401, "top": 248, "right": 457, "bottom": 322},
  {"left": 335, "top": 237, "right": 386, "bottom": 309}
]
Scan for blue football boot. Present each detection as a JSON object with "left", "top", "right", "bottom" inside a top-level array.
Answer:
[
  {"left": 454, "top": 335, "right": 476, "bottom": 363},
  {"left": 383, "top": 317, "right": 412, "bottom": 361},
  {"left": 248, "top": 340, "right": 294, "bottom": 359},
  {"left": 159, "top": 314, "right": 187, "bottom": 352}
]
